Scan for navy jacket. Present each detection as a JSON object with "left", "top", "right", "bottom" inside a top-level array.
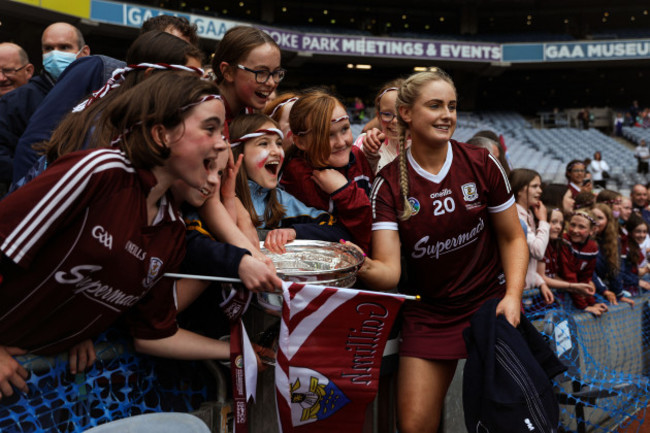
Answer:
[
  {"left": 13, "top": 55, "right": 125, "bottom": 183},
  {"left": 0, "top": 73, "right": 55, "bottom": 183},
  {"left": 463, "top": 299, "right": 566, "bottom": 433}
]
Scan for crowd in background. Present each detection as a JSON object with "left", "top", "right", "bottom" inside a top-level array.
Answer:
[{"left": 0, "top": 16, "right": 648, "bottom": 432}]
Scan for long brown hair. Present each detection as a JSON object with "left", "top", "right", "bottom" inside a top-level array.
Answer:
[
  {"left": 625, "top": 213, "right": 647, "bottom": 266},
  {"left": 508, "top": 168, "right": 540, "bottom": 209},
  {"left": 97, "top": 71, "right": 219, "bottom": 170},
  {"left": 593, "top": 203, "right": 620, "bottom": 275},
  {"left": 230, "top": 113, "right": 286, "bottom": 228}
]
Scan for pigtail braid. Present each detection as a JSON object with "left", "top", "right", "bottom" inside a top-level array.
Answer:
[{"left": 398, "top": 128, "right": 412, "bottom": 221}]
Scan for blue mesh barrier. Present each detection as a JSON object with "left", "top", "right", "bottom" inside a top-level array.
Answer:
[
  {"left": 0, "top": 328, "right": 211, "bottom": 433},
  {"left": 526, "top": 292, "right": 650, "bottom": 432}
]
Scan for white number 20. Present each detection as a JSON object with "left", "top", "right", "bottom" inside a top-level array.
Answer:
[{"left": 433, "top": 197, "right": 455, "bottom": 216}]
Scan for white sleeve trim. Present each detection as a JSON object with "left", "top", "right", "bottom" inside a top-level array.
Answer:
[
  {"left": 488, "top": 195, "right": 515, "bottom": 214},
  {"left": 372, "top": 221, "right": 399, "bottom": 231}
]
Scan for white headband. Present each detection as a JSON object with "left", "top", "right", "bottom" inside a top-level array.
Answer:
[
  {"left": 229, "top": 128, "right": 284, "bottom": 148},
  {"left": 269, "top": 96, "right": 299, "bottom": 119},
  {"left": 72, "top": 63, "right": 204, "bottom": 113}
]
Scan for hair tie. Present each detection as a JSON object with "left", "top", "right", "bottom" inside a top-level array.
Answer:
[
  {"left": 377, "top": 87, "right": 398, "bottom": 103},
  {"left": 269, "top": 96, "right": 299, "bottom": 119},
  {"left": 72, "top": 63, "right": 204, "bottom": 113},
  {"left": 571, "top": 211, "right": 596, "bottom": 226},
  {"left": 230, "top": 128, "right": 284, "bottom": 148}
]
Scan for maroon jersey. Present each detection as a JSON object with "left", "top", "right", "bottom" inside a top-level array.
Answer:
[
  {"left": 371, "top": 141, "right": 513, "bottom": 359},
  {"left": 0, "top": 148, "right": 185, "bottom": 354},
  {"left": 373, "top": 140, "right": 513, "bottom": 308},
  {"left": 543, "top": 241, "right": 560, "bottom": 278},
  {"left": 558, "top": 233, "right": 598, "bottom": 309},
  {"left": 281, "top": 146, "right": 374, "bottom": 252}
]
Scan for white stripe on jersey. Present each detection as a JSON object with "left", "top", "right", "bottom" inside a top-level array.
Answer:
[
  {"left": 372, "top": 221, "right": 398, "bottom": 231},
  {"left": 488, "top": 195, "right": 515, "bottom": 214},
  {"left": 369, "top": 176, "right": 386, "bottom": 220},
  {"left": 488, "top": 153, "right": 511, "bottom": 194},
  {"left": 3, "top": 149, "right": 135, "bottom": 264},
  {"left": 353, "top": 174, "right": 371, "bottom": 184}
]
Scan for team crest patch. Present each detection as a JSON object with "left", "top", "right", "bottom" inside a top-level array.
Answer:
[
  {"left": 408, "top": 197, "right": 421, "bottom": 215},
  {"left": 461, "top": 183, "right": 479, "bottom": 202},
  {"left": 289, "top": 366, "right": 350, "bottom": 426},
  {"left": 143, "top": 257, "right": 163, "bottom": 288}
]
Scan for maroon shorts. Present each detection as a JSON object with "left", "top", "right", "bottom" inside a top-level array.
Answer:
[{"left": 399, "top": 295, "right": 501, "bottom": 360}]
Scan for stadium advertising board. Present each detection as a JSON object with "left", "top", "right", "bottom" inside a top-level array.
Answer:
[
  {"left": 89, "top": 0, "right": 650, "bottom": 64},
  {"left": 90, "top": 0, "right": 500, "bottom": 62}
]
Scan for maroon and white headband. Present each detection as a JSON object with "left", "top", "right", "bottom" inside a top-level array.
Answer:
[
  {"left": 72, "top": 63, "right": 204, "bottom": 113},
  {"left": 229, "top": 128, "right": 284, "bottom": 148},
  {"left": 293, "top": 114, "right": 349, "bottom": 137},
  {"left": 571, "top": 211, "right": 596, "bottom": 226},
  {"left": 180, "top": 94, "right": 223, "bottom": 112},
  {"left": 110, "top": 94, "right": 222, "bottom": 146},
  {"left": 377, "top": 87, "right": 398, "bottom": 102},
  {"left": 269, "top": 97, "right": 299, "bottom": 119}
]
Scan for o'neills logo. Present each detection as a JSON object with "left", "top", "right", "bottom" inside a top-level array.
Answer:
[
  {"left": 55, "top": 264, "right": 143, "bottom": 312},
  {"left": 412, "top": 217, "right": 485, "bottom": 259}
]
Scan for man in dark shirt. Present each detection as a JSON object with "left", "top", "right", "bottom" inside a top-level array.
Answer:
[{"left": 0, "top": 22, "right": 89, "bottom": 191}]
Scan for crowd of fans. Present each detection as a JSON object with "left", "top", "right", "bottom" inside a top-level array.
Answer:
[{"left": 0, "top": 15, "right": 647, "bottom": 432}]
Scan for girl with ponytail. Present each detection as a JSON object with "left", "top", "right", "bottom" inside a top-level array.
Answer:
[{"left": 356, "top": 69, "right": 527, "bottom": 433}]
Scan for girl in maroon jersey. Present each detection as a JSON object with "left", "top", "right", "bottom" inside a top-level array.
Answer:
[
  {"left": 565, "top": 159, "right": 587, "bottom": 198},
  {"left": 0, "top": 72, "right": 236, "bottom": 401},
  {"left": 280, "top": 89, "right": 374, "bottom": 253},
  {"left": 538, "top": 208, "right": 595, "bottom": 300},
  {"left": 357, "top": 70, "right": 527, "bottom": 433},
  {"left": 211, "top": 26, "right": 285, "bottom": 129},
  {"left": 558, "top": 210, "right": 608, "bottom": 316},
  {"left": 623, "top": 213, "right": 650, "bottom": 293},
  {"left": 591, "top": 203, "right": 637, "bottom": 305}
]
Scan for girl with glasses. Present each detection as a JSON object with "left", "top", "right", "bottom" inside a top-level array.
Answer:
[
  {"left": 354, "top": 78, "right": 406, "bottom": 174},
  {"left": 565, "top": 159, "right": 586, "bottom": 198},
  {"left": 211, "top": 26, "right": 285, "bottom": 131}
]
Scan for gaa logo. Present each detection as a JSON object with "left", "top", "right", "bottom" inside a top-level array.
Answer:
[
  {"left": 91, "top": 225, "right": 113, "bottom": 250},
  {"left": 408, "top": 197, "right": 420, "bottom": 215}
]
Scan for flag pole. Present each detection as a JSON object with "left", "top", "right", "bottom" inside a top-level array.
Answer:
[{"left": 163, "top": 272, "right": 420, "bottom": 301}]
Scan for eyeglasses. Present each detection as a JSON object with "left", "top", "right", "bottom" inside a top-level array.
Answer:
[
  {"left": 570, "top": 169, "right": 585, "bottom": 173},
  {"left": 0, "top": 64, "right": 28, "bottom": 77},
  {"left": 237, "top": 64, "right": 286, "bottom": 84},
  {"left": 379, "top": 111, "right": 397, "bottom": 122}
]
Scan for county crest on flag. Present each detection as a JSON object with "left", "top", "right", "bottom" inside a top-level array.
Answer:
[{"left": 275, "top": 282, "right": 405, "bottom": 433}]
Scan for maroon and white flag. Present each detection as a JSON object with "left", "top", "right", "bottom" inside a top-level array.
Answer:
[{"left": 275, "top": 282, "right": 405, "bottom": 433}]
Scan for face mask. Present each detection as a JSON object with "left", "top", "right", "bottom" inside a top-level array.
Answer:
[{"left": 42, "top": 49, "right": 80, "bottom": 80}]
